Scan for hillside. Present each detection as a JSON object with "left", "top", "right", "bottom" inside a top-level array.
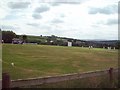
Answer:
[
  {"left": 1, "top": 30, "right": 119, "bottom": 48},
  {"left": 17, "top": 35, "right": 119, "bottom": 48}
]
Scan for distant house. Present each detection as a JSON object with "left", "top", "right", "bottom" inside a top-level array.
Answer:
[
  {"left": 68, "top": 42, "right": 72, "bottom": 47},
  {"left": 12, "top": 38, "right": 23, "bottom": 44}
]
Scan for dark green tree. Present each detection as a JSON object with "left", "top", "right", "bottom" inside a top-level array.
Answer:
[
  {"left": 0, "top": 29, "right": 1, "bottom": 43},
  {"left": 2, "top": 30, "right": 16, "bottom": 43},
  {"left": 22, "top": 35, "right": 27, "bottom": 43},
  {"left": 117, "top": 40, "right": 120, "bottom": 49}
]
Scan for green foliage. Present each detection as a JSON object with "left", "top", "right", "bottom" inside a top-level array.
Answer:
[
  {"left": 0, "top": 30, "right": 2, "bottom": 41},
  {"left": 22, "top": 35, "right": 27, "bottom": 43},
  {"left": 2, "top": 30, "right": 16, "bottom": 43},
  {"left": 117, "top": 40, "right": 120, "bottom": 49}
]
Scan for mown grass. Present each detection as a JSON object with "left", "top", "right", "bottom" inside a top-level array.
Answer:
[{"left": 2, "top": 44, "right": 118, "bottom": 80}]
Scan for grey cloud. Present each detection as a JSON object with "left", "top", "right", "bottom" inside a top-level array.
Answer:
[
  {"left": 96, "top": 19, "right": 118, "bottom": 26},
  {"left": 60, "top": 14, "right": 65, "bottom": 18},
  {"left": 0, "top": 25, "right": 19, "bottom": 30},
  {"left": 27, "top": 23, "right": 39, "bottom": 27},
  {"left": 106, "top": 19, "right": 118, "bottom": 25},
  {"left": 33, "top": 5, "right": 50, "bottom": 19},
  {"left": 32, "top": 14, "right": 42, "bottom": 19},
  {"left": 89, "top": 5, "right": 118, "bottom": 14},
  {"left": 8, "top": 2, "right": 30, "bottom": 9},
  {"left": 91, "top": 25, "right": 99, "bottom": 28},
  {"left": 50, "top": 3, "right": 60, "bottom": 6},
  {"left": 34, "top": 5, "right": 50, "bottom": 13},
  {"left": 118, "top": 4, "right": 120, "bottom": 13},
  {"left": 51, "top": 19, "right": 64, "bottom": 24},
  {"left": 40, "top": 25, "right": 52, "bottom": 30},
  {"left": 49, "top": 0, "right": 89, "bottom": 6},
  {"left": 60, "top": 2, "right": 81, "bottom": 4},
  {"left": 50, "top": 2, "right": 80, "bottom": 6},
  {"left": 52, "top": 0, "right": 88, "bottom": 4}
]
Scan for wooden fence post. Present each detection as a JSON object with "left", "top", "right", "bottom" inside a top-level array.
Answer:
[
  {"left": 2, "top": 73, "right": 11, "bottom": 90},
  {"left": 108, "top": 68, "right": 113, "bottom": 82}
]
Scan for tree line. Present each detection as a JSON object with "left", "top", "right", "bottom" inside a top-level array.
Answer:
[
  {"left": 1, "top": 30, "right": 119, "bottom": 49},
  {"left": 2, "top": 30, "right": 27, "bottom": 43}
]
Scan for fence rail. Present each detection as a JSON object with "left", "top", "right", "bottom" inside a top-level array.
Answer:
[{"left": 2, "top": 68, "right": 118, "bottom": 88}]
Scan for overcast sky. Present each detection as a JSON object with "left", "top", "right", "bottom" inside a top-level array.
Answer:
[{"left": 0, "top": 0, "right": 119, "bottom": 40}]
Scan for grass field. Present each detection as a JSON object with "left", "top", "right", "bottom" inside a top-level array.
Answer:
[{"left": 2, "top": 44, "right": 118, "bottom": 80}]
